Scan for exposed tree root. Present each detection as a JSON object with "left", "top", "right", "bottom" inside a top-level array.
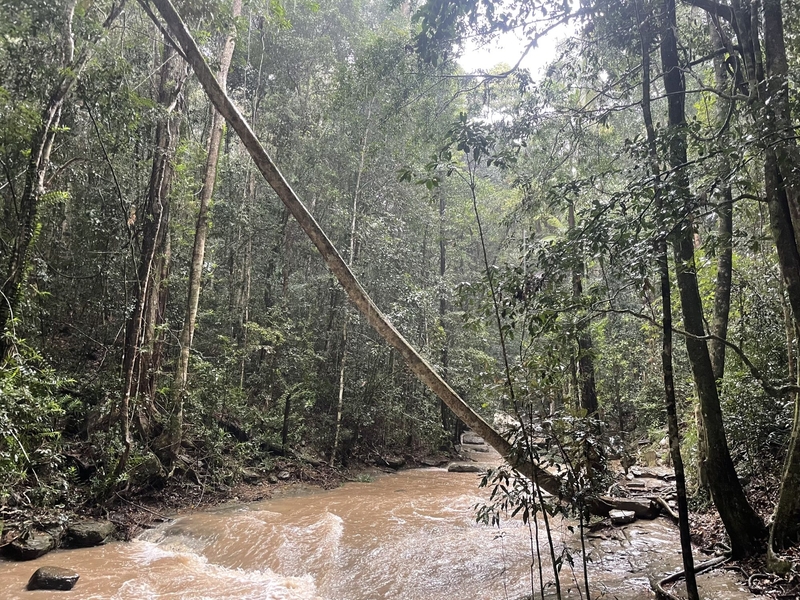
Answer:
[
  {"left": 652, "top": 554, "right": 730, "bottom": 600},
  {"left": 652, "top": 495, "right": 679, "bottom": 522}
]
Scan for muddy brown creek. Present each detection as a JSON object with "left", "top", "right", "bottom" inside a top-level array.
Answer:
[{"left": 0, "top": 466, "right": 756, "bottom": 599}]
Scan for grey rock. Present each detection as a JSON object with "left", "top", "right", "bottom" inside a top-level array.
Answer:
[
  {"left": 130, "top": 452, "right": 165, "bottom": 483},
  {"left": 40, "top": 517, "right": 68, "bottom": 547},
  {"left": 67, "top": 520, "right": 115, "bottom": 547},
  {"left": 384, "top": 456, "right": 406, "bottom": 469},
  {"left": 241, "top": 469, "right": 261, "bottom": 482},
  {"left": 7, "top": 532, "right": 55, "bottom": 560},
  {"left": 447, "top": 462, "right": 486, "bottom": 473},
  {"left": 27, "top": 566, "right": 80, "bottom": 591},
  {"left": 267, "top": 474, "right": 279, "bottom": 484},
  {"left": 277, "top": 470, "right": 291, "bottom": 480},
  {"left": 609, "top": 509, "right": 636, "bottom": 525},
  {"left": 461, "top": 433, "right": 484, "bottom": 445}
]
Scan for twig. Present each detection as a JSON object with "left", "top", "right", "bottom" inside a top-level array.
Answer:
[{"left": 114, "top": 492, "right": 173, "bottom": 521}]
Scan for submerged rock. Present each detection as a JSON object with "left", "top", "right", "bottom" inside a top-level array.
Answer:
[
  {"left": 27, "top": 566, "right": 80, "bottom": 591},
  {"left": 6, "top": 532, "right": 55, "bottom": 560},
  {"left": 67, "top": 521, "right": 115, "bottom": 547}
]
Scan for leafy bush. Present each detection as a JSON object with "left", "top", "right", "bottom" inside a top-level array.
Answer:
[{"left": 0, "top": 336, "right": 73, "bottom": 505}]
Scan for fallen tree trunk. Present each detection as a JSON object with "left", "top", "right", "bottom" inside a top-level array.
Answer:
[{"left": 148, "top": 0, "right": 571, "bottom": 501}]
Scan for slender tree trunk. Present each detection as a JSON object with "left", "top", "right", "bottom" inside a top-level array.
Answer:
[
  {"left": 765, "top": 155, "right": 800, "bottom": 551},
  {"left": 116, "top": 41, "right": 186, "bottom": 478},
  {"left": 703, "top": 0, "right": 800, "bottom": 555},
  {"left": 693, "top": 17, "right": 736, "bottom": 497},
  {"left": 166, "top": 0, "right": 241, "bottom": 461},
  {"left": 149, "top": 0, "right": 568, "bottom": 497},
  {"left": 332, "top": 101, "right": 372, "bottom": 465},
  {"left": 635, "top": 8, "right": 698, "bottom": 594},
  {"left": 761, "top": 0, "right": 800, "bottom": 552},
  {"left": 0, "top": 1, "right": 125, "bottom": 361},
  {"left": 708, "top": 23, "right": 734, "bottom": 382},
  {"left": 660, "top": 0, "right": 765, "bottom": 557},
  {"left": 568, "top": 202, "right": 598, "bottom": 415},
  {"left": 281, "top": 389, "right": 293, "bottom": 452},
  {"left": 437, "top": 188, "right": 456, "bottom": 442},
  {"left": 659, "top": 243, "right": 699, "bottom": 599}
]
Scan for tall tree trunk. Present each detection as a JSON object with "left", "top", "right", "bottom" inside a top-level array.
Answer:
[
  {"left": 332, "top": 101, "right": 372, "bottom": 465},
  {"left": 166, "top": 0, "right": 241, "bottom": 461},
  {"left": 761, "top": 0, "right": 800, "bottom": 552},
  {"left": 568, "top": 202, "right": 598, "bottom": 415},
  {"left": 660, "top": 0, "right": 766, "bottom": 557},
  {"left": 659, "top": 242, "right": 699, "bottom": 599},
  {"left": 437, "top": 188, "right": 457, "bottom": 442},
  {"left": 635, "top": 8, "right": 697, "bottom": 593},
  {"left": 116, "top": 41, "right": 186, "bottom": 478},
  {"left": 0, "top": 1, "right": 125, "bottom": 361},
  {"left": 149, "top": 0, "right": 568, "bottom": 497},
  {"left": 697, "top": 0, "right": 800, "bottom": 556},
  {"left": 694, "top": 16, "right": 736, "bottom": 498},
  {"left": 765, "top": 151, "right": 800, "bottom": 552},
  {"left": 708, "top": 22, "right": 734, "bottom": 383}
]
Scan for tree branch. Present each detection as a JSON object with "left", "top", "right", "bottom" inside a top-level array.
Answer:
[
  {"left": 596, "top": 306, "right": 800, "bottom": 397},
  {"left": 681, "top": 0, "right": 733, "bottom": 23}
]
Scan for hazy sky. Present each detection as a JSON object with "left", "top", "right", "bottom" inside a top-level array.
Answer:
[{"left": 457, "top": 25, "right": 568, "bottom": 77}]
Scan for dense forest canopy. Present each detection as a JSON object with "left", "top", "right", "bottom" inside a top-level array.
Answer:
[{"left": 2, "top": 0, "right": 800, "bottom": 575}]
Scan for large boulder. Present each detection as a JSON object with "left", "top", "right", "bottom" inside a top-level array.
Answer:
[
  {"left": 129, "top": 452, "right": 165, "bottom": 484},
  {"left": 461, "top": 432, "right": 485, "bottom": 445},
  {"left": 6, "top": 532, "right": 55, "bottom": 560},
  {"left": 67, "top": 520, "right": 115, "bottom": 547},
  {"left": 27, "top": 566, "right": 80, "bottom": 591}
]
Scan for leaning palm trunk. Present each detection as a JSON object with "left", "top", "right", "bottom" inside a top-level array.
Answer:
[{"left": 148, "top": 0, "right": 565, "bottom": 497}]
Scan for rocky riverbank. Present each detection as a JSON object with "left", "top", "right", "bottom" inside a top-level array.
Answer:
[{"left": 0, "top": 449, "right": 455, "bottom": 565}]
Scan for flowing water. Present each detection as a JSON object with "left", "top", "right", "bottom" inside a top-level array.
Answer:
[{"left": 0, "top": 466, "right": 756, "bottom": 599}]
